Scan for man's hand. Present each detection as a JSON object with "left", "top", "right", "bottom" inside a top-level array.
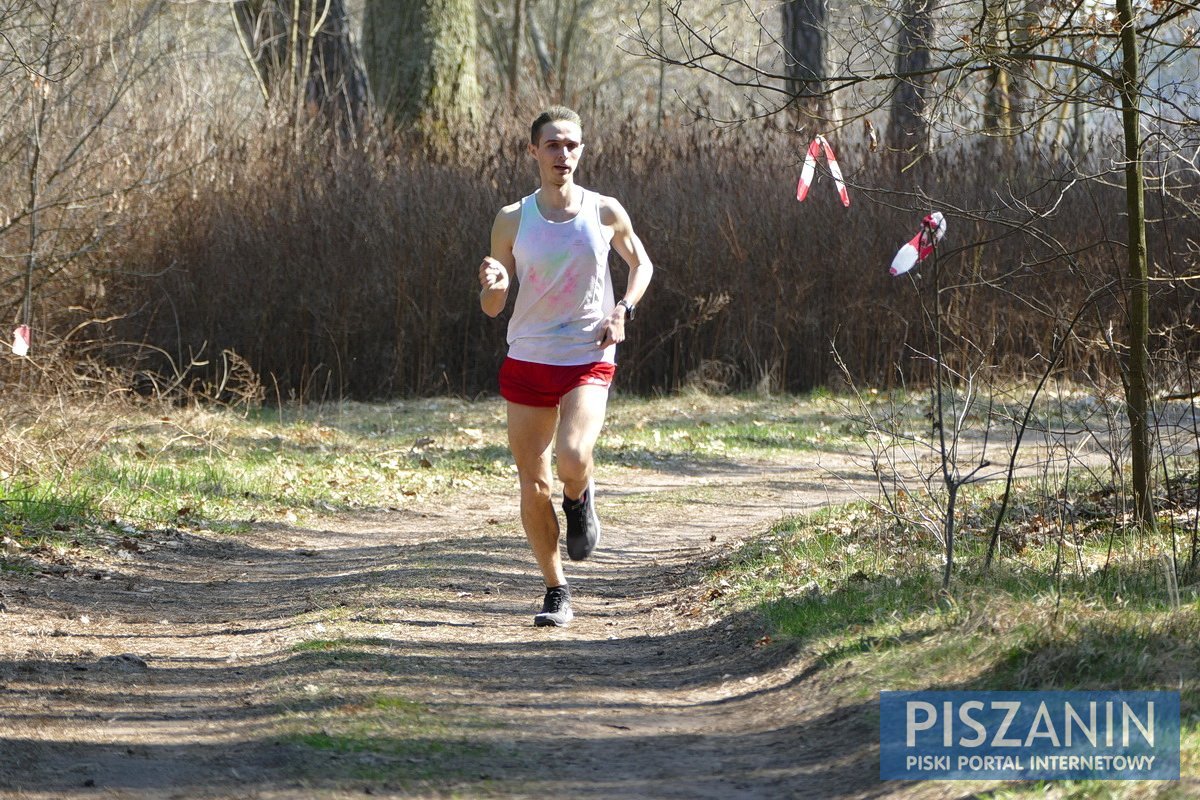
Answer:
[
  {"left": 479, "top": 256, "right": 511, "bottom": 318},
  {"left": 595, "top": 306, "right": 627, "bottom": 347},
  {"left": 479, "top": 257, "right": 510, "bottom": 292}
]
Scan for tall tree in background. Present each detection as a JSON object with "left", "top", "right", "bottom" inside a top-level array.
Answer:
[
  {"left": 980, "top": 0, "right": 1015, "bottom": 138},
  {"left": 1, "top": 0, "right": 172, "bottom": 361},
  {"left": 781, "top": 0, "right": 826, "bottom": 122},
  {"left": 1114, "top": 0, "right": 1152, "bottom": 526},
  {"left": 478, "top": 0, "right": 599, "bottom": 104},
  {"left": 362, "top": 0, "right": 481, "bottom": 133},
  {"left": 888, "top": 0, "right": 936, "bottom": 154},
  {"left": 508, "top": 0, "right": 524, "bottom": 97},
  {"left": 231, "top": 0, "right": 367, "bottom": 134},
  {"left": 628, "top": 0, "right": 1200, "bottom": 529}
]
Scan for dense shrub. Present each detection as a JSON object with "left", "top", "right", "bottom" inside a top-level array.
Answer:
[{"left": 84, "top": 117, "right": 1200, "bottom": 399}]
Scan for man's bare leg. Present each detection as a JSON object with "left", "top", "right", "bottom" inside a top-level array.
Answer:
[
  {"left": 557, "top": 385, "right": 609, "bottom": 561},
  {"left": 506, "top": 401, "right": 565, "bottom": 588},
  {"left": 556, "top": 384, "right": 610, "bottom": 501}
]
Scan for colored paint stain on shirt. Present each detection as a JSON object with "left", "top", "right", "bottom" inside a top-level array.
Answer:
[{"left": 508, "top": 188, "right": 616, "bottom": 366}]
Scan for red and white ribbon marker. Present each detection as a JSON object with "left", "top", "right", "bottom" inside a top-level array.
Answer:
[
  {"left": 889, "top": 212, "right": 946, "bottom": 276},
  {"left": 12, "top": 325, "right": 30, "bottom": 356},
  {"left": 796, "top": 135, "right": 850, "bottom": 207}
]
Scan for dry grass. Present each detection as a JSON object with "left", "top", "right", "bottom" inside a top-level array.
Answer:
[
  {"left": 0, "top": 7, "right": 1196, "bottom": 403},
  {"left": 95, "top": 118, "right": 1196, "bottom": 400}
]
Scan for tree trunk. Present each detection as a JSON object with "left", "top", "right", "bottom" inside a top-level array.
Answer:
[
  {"left": 526, "top": 10, "right": 555, "bottom": 89},
  {"left": 1115, "top": 0, "right": 1154, "bottom": 526},
  {"left": 231, "top": 0, "right": 366, "bottom": 133},
  {"left": 981, "top": 1, "right": 1015, "bottom": 138},
  {"left": 984, "top": 67, "right": 1013, "bottom": 136},
  {"left": 509, "top": 0, "right": 524, "bottom": 97},
  {"left": 888, "top": 0, "right": 936, "bottom": 154},
  {"left": 363, "top": 0, "right": 481, "bottom": 134},
  {"left": 303, "top": 0, "right": 367, "bottom": 132},
  {"left": 781, "top": 0, "right": 825, "bottom": 121}
]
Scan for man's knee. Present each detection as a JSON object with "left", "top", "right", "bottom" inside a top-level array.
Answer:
[
  {"left": 556, "top": 444, "right": 592, "bottom": 483},
  {"left": 518, "top": 473, "right": 554, "bottom": 502}
]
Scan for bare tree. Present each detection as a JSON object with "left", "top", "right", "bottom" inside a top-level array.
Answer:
[
  {"left": 0, "top": 0, "right": 188, "bottom": 372},
  {"left": 626, "top": 0, "right": 1200, "bottom": 529},
  {"left": 478, "top": 0, "right": 605, "bottom": 104},
  {"left": 887, "top": 0, "right": 936, "bottom": 154},
  {"left": 509, "top": 0, "right": 524, "bottom": 96},
  {"left": 781, "top": 0, "right": 827, "bottom": 121},
  {"left": 362, "top": 0, "right": 480, "bottom": 133},
  {"left": 230, "top": 0, "right": 367, "bottom": 135}
]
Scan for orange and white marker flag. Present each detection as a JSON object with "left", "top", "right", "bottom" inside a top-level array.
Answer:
[
  {"left": 796, "top": 135, "right": 850, "bottom": 207},
  {"left": 12, "top": 325, "right": 30, "bottom": 356},
  {"left": 890, "top": 212, "right": 946, "bottom": 276}
]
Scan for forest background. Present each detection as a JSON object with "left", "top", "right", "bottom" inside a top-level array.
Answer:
[
  {"left": 2, "top": 0, "right": 1195, "bottom": 404},
  {"left": 1, "top": 6, "right": 1198, "bottom": 788}
]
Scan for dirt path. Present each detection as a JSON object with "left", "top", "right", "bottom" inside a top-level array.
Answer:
[{"left": 0, "top": 451, "right": 913, "bottom": 799}]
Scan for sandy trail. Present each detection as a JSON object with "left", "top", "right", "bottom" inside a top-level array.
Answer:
[{"left": 0, "top": 450, "right": 913, "bottom": 799}]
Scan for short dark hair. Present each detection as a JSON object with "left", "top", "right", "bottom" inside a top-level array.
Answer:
[{"left": 530, "top": 106, "right": 582, "bottom": 145}]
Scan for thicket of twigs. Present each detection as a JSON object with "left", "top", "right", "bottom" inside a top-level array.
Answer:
[
  {"left": 91, "top": 120, "right": 1192, "bottom": 400},
  {"left": 0, "top": 4, "right": 1196, "bottom": 403}
]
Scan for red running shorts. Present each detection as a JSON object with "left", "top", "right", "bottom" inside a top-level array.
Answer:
[{"left": 499, "top": 358, "right": 616, "bottom": 408}]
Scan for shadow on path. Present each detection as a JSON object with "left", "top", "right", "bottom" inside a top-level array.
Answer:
[{"left": 0, "top": 455, "right": 888, "bottom": 799}]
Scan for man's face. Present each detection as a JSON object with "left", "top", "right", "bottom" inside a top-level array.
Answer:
[{"left": 529, "top": 121, "right": 584, "bottom": 185}]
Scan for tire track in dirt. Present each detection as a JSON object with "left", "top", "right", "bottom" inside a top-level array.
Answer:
[{"left": 0, "top": 451, "right": 899, "bottom": 799}]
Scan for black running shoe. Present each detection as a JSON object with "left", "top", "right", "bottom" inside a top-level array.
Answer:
[
  {"left": 533, "top": 585, "right": 573, "bottom": 627},
  {"left": 563, "top": 478, "right": 601, "bottom": 561}
]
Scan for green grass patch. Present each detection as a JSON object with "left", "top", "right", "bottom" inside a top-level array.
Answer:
[
  {"left": 2, "top": 393, "right": 854, "bottom": 544},
  {"left": 602, "top": 391, "right": 852, "bottom": 461},
  {"left": 0, "top": 481, "right": 120, "bottom": 560},
  {"left": 281, "top": 687, "right": 504, "bottom": 786},
  {"left": 710, "top": 483, "right": 1200, "bottom": 797},
  {"left": 2, "top": 399, "right": 522, "bottom": 542},
  {"left": 1, "top": 482, "right": 101, "bottom": 531},
  {"left": 276, "top": 633, "right": 507, "bottom": 786}
]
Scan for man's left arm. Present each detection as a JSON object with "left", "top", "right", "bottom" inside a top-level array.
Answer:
[{"left": 597, "top": 197, "right": 653, "bottom": 347}]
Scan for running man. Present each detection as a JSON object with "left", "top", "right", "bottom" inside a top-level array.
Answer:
[{"left": 478, "top": 106, "right": 654, "bottom": 628}]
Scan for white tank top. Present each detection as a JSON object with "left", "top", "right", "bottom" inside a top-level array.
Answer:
[{"left": 507, "top": 188, "right": 616, "bottom": 366}]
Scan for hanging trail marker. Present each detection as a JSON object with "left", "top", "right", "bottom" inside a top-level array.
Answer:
[
  {"left": 796, "top": 135, "right": 850, "bottom": 207},
  {"left": 864, "top": 119, "right": 879, "bottom": 152},
  {"left": 890, "top": 212, "right": 946, "bottom": 276},
  {"left": 12, "top": 325, "right": 30, "bottom": 356}
]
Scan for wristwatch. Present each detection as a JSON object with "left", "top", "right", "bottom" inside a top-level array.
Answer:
[{"left": 617, "top": 299, "right": 636, "bottom": 321}]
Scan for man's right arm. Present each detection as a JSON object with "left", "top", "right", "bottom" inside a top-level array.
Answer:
[{"left": 479, "top": 204, "right": 519, "bottom": 318}]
